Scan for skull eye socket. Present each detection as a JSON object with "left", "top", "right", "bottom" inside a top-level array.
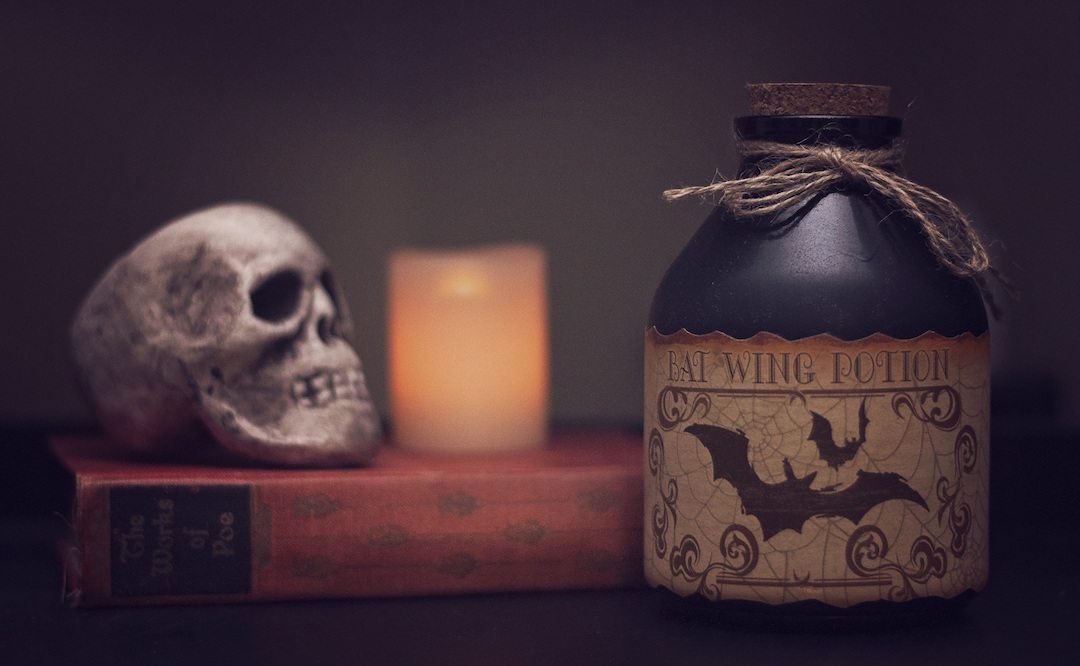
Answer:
[{"left": 250, "top": 269, "right": 303, "bottom": 323}]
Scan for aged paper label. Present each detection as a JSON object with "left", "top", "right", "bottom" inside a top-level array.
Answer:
[{"left": 644, "top": 328, "right": 989, "bottom": 607}]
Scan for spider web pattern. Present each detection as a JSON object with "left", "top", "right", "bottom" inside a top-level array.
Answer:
[{"left": 645, "top": 332, "right": 991, "bottom": 608}]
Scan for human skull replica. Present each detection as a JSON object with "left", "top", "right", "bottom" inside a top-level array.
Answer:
[{"left": 71, "top": 203, "right": 381, "bottom": 466}]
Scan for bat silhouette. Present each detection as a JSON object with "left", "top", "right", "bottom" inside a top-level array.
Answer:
[
  {"left": 808, "top": 398, "right": 868, "bottom": 469},
  {"left": 685, "top": 423, "right": 927, "bottom": 540}
]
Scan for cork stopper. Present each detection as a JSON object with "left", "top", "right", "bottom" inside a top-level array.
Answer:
[{"left": 746, "top": 83, "right": 890, "bottom": 116}]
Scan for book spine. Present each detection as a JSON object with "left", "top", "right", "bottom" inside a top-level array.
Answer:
[{"left": 72, "top": 466, "right": 643, "bottom": 606}]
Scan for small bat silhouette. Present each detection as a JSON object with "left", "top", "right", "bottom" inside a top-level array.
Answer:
[
  {"left": 686, "top": 423, "right": 927, "bottom": 540},
  {"left": 808, "top": 398, "right": 869, "bottom": 469}
]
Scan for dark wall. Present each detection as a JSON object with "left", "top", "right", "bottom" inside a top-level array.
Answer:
[{"left": 4, "top": 1, "right": 1078, "bottom": 427}]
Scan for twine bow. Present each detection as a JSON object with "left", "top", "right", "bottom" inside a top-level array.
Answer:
[{"left": 663, "top": 140, "right": 1003, "bottom": 291}]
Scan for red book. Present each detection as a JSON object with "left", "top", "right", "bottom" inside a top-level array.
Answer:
[{"left": 52, "top": 430, "right": 644, "bottom": 606}]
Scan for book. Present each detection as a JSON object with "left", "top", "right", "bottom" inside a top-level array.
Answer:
[{"left": 52, "top": 430, "right": 644, "bottom": 606}]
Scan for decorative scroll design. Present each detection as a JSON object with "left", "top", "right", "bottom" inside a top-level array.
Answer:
[
  {"left": 657, "top": 387, "right": 711, "bottom": 430},
  {"left": 670, "top": 526, "right": 760, "bottom": 600},
  {"left": 718, "top": 525, "right": 759, "bottom": 576},
  {"left": 891, "top": 385, "right": 962, "bottom": 431},
  {"left": 935, "top": 425, "right": 978, "bottom": 557},
  {"left": 650, "top": 426, "right": 759, "bottom": 600},
  {"left": 648, "top": 429, "right": 679, "bottom": 559},
  {"left": 954, "top": 424, "right": 978, "bottom": 474},
  {"left": 845, "top": 525, "right": 948, "bottom": 602}
]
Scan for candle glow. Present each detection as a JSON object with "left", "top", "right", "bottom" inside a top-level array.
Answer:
[{"left": 388, "top": 244, "right": 549, "bottom": 453}]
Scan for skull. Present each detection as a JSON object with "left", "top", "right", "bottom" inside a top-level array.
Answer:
[{"left": 71, "top": 203, "right": 382, "bottom": 466}]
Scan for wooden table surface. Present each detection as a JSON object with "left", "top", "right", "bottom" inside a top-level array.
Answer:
[{"left": 2, "top": 424, "right": 1077, "bottom": 665}]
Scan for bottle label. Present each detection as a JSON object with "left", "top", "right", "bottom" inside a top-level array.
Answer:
[{"left": 643, "top": 328, "right": 989, "bottom": 607}]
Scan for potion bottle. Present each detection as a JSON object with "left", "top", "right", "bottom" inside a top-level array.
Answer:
[{"left": 644, "top": 83, "right": 989, "bottom": 622}]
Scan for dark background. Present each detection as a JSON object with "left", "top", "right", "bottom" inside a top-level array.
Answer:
[
  {"left": 3, "top": 3, "right": 1080, "bottom": 662},
  {"left": 4, "top": 0, "right": 1079, "bottom": 429}
]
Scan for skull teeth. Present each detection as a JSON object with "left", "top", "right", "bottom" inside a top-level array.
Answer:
[{"left": 290, "top": 368, "right": 368, "bottom": 408}]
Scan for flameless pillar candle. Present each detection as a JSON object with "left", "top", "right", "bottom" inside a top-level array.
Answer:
[{"left": 388, "top": 245, "right": 549, "bottom": 453}]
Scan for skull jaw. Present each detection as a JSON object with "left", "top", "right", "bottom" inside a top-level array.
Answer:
[{"left": 198, "top": 391, "right": 383, "bottom": 467}]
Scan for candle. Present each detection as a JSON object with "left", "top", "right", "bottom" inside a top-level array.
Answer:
[{"left": 388, "top": 244, "right": 549, "bottom": 453}]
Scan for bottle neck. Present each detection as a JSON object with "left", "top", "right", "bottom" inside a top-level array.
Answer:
[{"left": 734, "top": 115, "right": 903, "bottom": 175}]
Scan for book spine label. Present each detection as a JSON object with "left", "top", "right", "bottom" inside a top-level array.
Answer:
[{"left": 108, "top": 485, "right": 252, "bottom": 598}]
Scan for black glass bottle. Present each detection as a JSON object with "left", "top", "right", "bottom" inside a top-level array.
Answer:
[{"left": 643, "top": 84, "right": 989, "bottom": 626}]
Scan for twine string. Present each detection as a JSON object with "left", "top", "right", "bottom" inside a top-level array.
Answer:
[{"left": 663, "top": 140, "right": 1002, "bottom": 285}]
